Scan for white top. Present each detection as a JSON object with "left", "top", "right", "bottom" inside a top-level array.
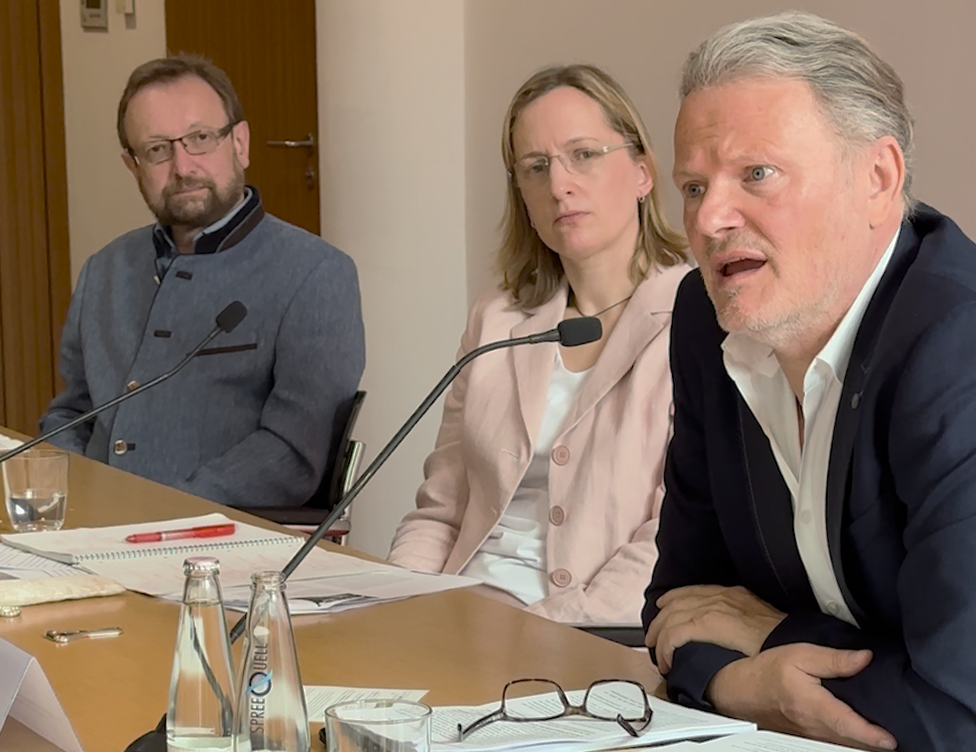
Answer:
[
  {"left": 460, "top": 350, "right": 590, "bottom": 604},
  {"left": 722, "top": 229, "right": 899, "bottom": 626}
]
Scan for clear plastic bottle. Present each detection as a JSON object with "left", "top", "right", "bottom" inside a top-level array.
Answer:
[
  {"left": 167, "top": 556, "right": 236, "bottom": 752},
  {"left": 234, "top": 571, "right": 310, "bottom": 752}
]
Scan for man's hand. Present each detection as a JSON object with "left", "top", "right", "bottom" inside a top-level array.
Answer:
[
  {"left": 708, "top": 644, "right": 897, "bottom": 751},
  {"left": 645, "top": 585, "right": 786, "bottom": 673}
]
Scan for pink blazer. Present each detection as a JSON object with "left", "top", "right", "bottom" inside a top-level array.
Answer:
[{"left": 388, "top": 263, "right": 690, "bottom": 625}]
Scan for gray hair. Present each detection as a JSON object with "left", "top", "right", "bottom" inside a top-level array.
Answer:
[{"left": 681, "top": 11, "right": 916, "bottom": 209}]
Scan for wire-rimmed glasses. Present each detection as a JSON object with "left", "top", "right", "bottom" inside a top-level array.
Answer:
[
  {"left": 456, "top": 679, "right": 652, "bottom": 741},
  {"left": 513, "top": 142, "right": 634, "bottom": 191},
  {"left": 130, "top": 121, "right": 239, "bottom": 165}
]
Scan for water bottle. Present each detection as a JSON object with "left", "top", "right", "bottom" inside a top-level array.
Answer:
[
  {"left": 234, "top": 571, "right": 310, "bottom": 752},
  {"left": 167, "top": 556, "right": 236, "bottom": 751}
]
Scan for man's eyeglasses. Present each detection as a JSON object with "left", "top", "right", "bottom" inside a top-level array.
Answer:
[
  {"left": 130, "top": 122, "right": 238, "bottom": 165},
  {"left": 513, "top": 143, "right": 634, "bottom": 191},
  {"left": 456, "top": 679, "right": 652, "bottom": 741}
]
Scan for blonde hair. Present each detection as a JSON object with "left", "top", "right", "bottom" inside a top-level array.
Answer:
[{"left": 497, "top": 64, "right": 687, "bottom": 310}]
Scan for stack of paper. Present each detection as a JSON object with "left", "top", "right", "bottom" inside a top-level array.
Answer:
[
  {"left": 1, "top": 513, "right": 478, "bottom": 612},
  {"left": 0, "top": 547, "right": 79, "bottom": 580},
  {"left": 302, "top": 685, "right": 757, "bottom": 751},
  {"left": 0, "top": 435, "right": 22, "bottom": 452},
  {"left": 429, "top": 688, "right": 755, "bottom": 751},
  {"left": 218, "top": 566, "right": 476, "bottom": 613},
  {"left": 669, "top": 730, "right": 863, "bottom": 750}
]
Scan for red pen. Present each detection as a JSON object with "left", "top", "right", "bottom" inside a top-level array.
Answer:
[{"left": 125, "top": 523, "right": 236, "bottom": 544}]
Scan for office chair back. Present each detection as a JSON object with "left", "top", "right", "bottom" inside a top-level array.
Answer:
[
  {"left": 239, "top": 391, "right": 367, "bottom": 534},
  {"left": 309, "top": 390, "right": 367, "bottom": 510}
]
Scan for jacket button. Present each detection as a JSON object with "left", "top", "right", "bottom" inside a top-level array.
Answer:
[
  {"left": 550, "top": 569, "right": 572, "bottom": 588},
  {"left": 551, "top": 445, "right": 571, "bottom": 465},
  {"left": 113, "top": 440, "right": 128, "bottom": 456},
  {"left": 549, "top": 506, "right": 566, "bottom": 525},
  {"left": 851, "top": 393, "right": 861, "bottom": 409},
  {"left": 126, "top": 380, "right": 140, "bottom": 393}
]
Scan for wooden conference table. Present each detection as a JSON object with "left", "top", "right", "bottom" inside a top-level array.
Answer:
[{"left": 0, "top": 439, "right": 661, "bottom": 752}]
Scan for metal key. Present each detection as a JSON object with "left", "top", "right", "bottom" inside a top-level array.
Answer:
[{"left": 45, "top": 627, "right": 123, "bottom": 643}]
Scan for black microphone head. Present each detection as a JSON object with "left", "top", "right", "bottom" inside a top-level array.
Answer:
[
  {"left": 216, "top": 301, "right": 247, "bottom": 333},
  {"left": 557, "top": 317, "right": 602, "bottom": 347}
]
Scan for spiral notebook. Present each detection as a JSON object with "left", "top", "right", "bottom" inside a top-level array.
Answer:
[
  {"left": 0, "top": 513, "right": 294, "bottom": 564},
  {"left": 0, "top": 513, "right": 386, "bottom": 598}
]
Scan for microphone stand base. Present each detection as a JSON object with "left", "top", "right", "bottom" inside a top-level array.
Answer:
[{"left": 123, "top": 714, "right": 166, "bottom": 752}]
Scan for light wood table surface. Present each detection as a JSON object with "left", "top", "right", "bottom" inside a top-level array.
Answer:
[{"left": 0, "top": 440, "right": 661, "bottom": 752}]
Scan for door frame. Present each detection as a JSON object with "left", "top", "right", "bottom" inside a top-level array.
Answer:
[{"left": 0, "top": 0, "right": 71, "bottom": 433}]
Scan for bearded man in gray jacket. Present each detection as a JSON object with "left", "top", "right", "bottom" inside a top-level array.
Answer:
[{"left": 40, "top": 54, "right": 365, "bottom": 509}]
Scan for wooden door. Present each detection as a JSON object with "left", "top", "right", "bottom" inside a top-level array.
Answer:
[
  {"left": 165, "top": 0, "right": 321, "bottom": 235},
  {"left": 0, "top": 1, "right": 71, "bottom": 435}
]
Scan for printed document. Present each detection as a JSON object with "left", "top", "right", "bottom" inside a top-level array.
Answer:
[{"left": 429, "top": 686, "right": 754, "bottom": 751}]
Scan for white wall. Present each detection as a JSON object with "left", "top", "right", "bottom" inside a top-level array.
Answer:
[
  {"left": 464, "top": 0, "right": 976, "bottom": 300},
  {"left": 59, "top": 0, "right": 164, "bottom": 282},
  {"left": 58, "top": 0, "right": 976, "bottom": 558},
  {"left": 317, "top": 0, "right": 468, "bottom": 555}
]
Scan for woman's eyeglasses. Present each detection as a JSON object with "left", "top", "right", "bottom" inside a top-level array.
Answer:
[{"left": 512, "top": 143, "right": 634, "bottom": 191}]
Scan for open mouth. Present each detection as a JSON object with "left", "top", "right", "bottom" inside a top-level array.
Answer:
[{"left": 721, "top": 258, "right": 766, "bottom": 277}]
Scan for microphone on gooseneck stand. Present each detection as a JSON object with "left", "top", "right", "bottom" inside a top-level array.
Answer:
[
  {"left": 0, "top": 301, "right": 248, "bottom": 465},
  {"left": 230, "top": 315, "right": 603, "bottom": 640},
  {"left": 123, "top": 316, "right": 603, "bottom": 752}
]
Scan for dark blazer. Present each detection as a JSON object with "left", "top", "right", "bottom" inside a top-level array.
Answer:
[{"left": 643, "top": 205, "right": 976, "bottom": 751}]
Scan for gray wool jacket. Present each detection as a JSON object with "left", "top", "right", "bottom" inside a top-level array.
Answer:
[{"left": 40, "top": 190, "right": 366, "bottom": 508}]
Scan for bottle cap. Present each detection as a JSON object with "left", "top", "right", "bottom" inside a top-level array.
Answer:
[
  {"left": 0, "top": 605, "right": 22, "bottom": 618},
  {"left": 183, "top": 556, "right": 220, "bottom": 575}
]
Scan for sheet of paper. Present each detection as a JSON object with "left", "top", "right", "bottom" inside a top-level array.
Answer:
[
  {"left": 430, "top": 689, "right": 754, "bottom": 751},
  {"left": 0, "top": 547, "right": 80, "bottom": 580},
  {"left": 697, "top": 730, "right": 856, "bottom": 750},
  {"left": 85, "top": 538, "right": 388, "bottom": 598},
  {"left": 221, "top": 567, "right": 479, "bottom": 613},
  {"left": 304, "top": 685, "right": 428, "bottom": 724},
  {"left": 0, "top": 435, "right": 22, "bottom": 452},
  {"left": 0, "top": 637, "right": 83, "bottom": 752}
]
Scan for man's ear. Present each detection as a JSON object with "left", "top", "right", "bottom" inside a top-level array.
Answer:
[
  {"left": 233, "top": 120, "right": 251, "bottom": 170},
  {"left": 866, "top": 135, "right": 905, "bottom": 227},
  {"left": 121, "top": 150, "right": 139, "bottom": 179}
]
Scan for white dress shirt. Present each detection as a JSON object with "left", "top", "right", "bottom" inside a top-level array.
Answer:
[
  {"left": 460, "top": 350, "right": 589, "bottom": 605},
  {"left": 722, "top": 230, "right": 900, "bottom": 626}
]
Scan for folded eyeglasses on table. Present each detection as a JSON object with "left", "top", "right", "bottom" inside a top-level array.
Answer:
[{"left": 456, "top": 678, "right": 653, "bottom": 741}]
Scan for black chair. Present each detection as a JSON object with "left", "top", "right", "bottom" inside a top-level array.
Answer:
[{"left": 244, "top": 390, "right": 367, "bottom": 541}]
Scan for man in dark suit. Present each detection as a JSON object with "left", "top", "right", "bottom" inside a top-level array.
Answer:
[{"left": 643, "top": 11, "right": 976, "bottom": 751}]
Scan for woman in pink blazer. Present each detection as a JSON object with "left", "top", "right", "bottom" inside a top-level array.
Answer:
[{"left": 389, "top": 64, "right": 690, "bottom": 625}]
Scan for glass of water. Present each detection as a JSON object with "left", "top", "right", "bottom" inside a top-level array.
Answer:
[
  {"left": 2, "top": 449, "right": 69, "bottom": 532},
  {"left": 324, "top": 700, "right": 431, "bottom": 752}
]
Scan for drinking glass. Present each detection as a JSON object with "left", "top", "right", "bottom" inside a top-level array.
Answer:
[
  {"left": 2, "top": 449, "right": 69, "bottom": 532},
  {"left": 324, "top": 700, "right": 431, "bottom": 752}
]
